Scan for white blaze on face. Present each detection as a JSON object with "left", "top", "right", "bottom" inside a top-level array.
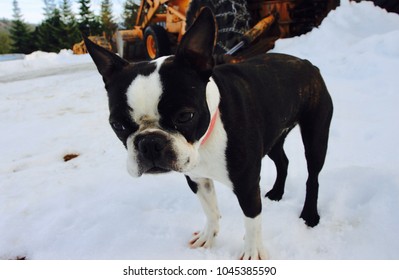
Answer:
[
  {"left": 125, "top": 57, "right": 167, "bottom": 177},
  {"left": 126, "top": 56, "right": 169, "bottom": 125}
]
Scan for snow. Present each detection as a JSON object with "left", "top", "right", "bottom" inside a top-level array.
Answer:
[
  {"left": 0, "top": 50, "right": 92, "bottom": 76},
  {"left": 1, "top": 0, "right": 399, "bottom": 260}
]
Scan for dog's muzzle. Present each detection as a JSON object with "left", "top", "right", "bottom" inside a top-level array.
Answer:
[{"left": 134, "top": 133, "right": 175, "bottom": 174}]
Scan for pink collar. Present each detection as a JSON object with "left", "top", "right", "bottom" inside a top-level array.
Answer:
[{"left": 201, "top": 108, "right": 219, "bottom": 145}]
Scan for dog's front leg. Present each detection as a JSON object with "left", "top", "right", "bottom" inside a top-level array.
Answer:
[
  {"left": 185, "top": 176, "right": 220, "bottom": 248},
  {"left": 242, "top": 215, "right": 268, "bottom": 260},
  {"left": 236, "top": 186, "right": 268, "bottom": 260}
]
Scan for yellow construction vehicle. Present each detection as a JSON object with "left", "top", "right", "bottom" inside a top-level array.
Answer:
[
  {"left": 115, "top": 0, "right": 339, "bottom": 60},
  {"left": 115, "top": 0, "right": 190, "bottom": 60},
  {"left": 73, "top": 1, "right": 342, "bottom": 59},
  {"left": 74, "top": 1, "right": 398, "bottom": 60}
]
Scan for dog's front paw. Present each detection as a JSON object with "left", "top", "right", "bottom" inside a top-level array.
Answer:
[
  {"left": 189, "top": 223, "right": 219, "bottom": 249},
  {"left": 240, "top": 244, "right": 268, "bottom": 260}
]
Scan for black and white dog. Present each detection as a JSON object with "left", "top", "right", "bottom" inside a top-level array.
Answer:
[{"left": 84, "top": 8, "right": 333, "bottom": 259}]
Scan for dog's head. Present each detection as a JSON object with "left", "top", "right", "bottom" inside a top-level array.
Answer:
[{"left": 85, "top": 8, "right": 218, "bottom": 177}]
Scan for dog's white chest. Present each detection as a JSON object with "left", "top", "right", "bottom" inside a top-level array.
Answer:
[{"left": 186, "top": 117, "right": 232, "bottom": 189}]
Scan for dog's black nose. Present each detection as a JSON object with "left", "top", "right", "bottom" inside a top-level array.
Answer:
[{"left": 136, "top": 135, "right": 167, "bottom": 161}]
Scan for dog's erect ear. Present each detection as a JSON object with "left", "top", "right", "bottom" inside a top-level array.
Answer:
[
  {"left": 83, "top": 34, "right": 129, "bottom": 84},
  {"left": 175, "top": 7, "right": 216, "bottom": 75}
]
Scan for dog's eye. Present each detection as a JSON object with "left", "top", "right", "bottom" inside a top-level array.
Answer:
[
  {"left": 176, "top": 111, "right": 195, "bottom": 124},
  {"left": 111, "top": 122, "right": 126, "bottom": 131}
]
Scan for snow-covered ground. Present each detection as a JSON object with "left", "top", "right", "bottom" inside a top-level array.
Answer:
[{"left": 1, "top": 0, "right": 398, "bottom": 260}]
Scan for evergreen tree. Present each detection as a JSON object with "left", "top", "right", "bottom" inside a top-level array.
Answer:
[
  {"left": 77, "top": 0, "right": 101, "bottom": 36},
  {"left": 100, "top": 0, "right": 117, "bottom": 41},
  {"left": 43, "top": 0, "right": 56, "bottom": 19},
  {"left": 60, "top": 0, "right": 74, "bottom": 23},
  {"left": 9, "top": 0, "right": 33, "bottom": 53},
  {"left": 34, "top": 8, "right": 69, "bottom": 52},
  {"left": 122, "top": 0, "right": 140, "bottom": 29},
  {"left": 60, "top": 0, "right": 81, "bottom": 48}
]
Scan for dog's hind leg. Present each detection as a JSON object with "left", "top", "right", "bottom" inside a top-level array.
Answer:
[
  {"left": 185, "top": 176, "right": 220, "bottom": 248},
  {"left": 265, "top": 133, "right": 289, "bottom": 201},
  {"left": 299, "top": 101, "right": 333, "bottom": 227}
]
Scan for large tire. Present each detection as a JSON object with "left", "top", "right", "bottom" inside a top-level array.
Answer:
[
  {"left": 143, "top": 25, "right": 171, "bottom": 60},
  {"left": 186, "top": 0, "right": 251, "bottom": 54}
]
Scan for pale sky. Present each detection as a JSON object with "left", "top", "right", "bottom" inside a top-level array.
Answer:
[{"left": 0, "top": 0, "right": 127, "bottom": 24}]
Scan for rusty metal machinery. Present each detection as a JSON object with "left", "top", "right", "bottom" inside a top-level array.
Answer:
[
  {"left": 74, "top": 1, "right": 399, "bottom": 60},
  {"left": 76, "top": 0, "right": 341, "bottom": 60}
]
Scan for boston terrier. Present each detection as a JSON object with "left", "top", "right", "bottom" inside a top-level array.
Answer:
[{"left": 84, "top": 8, "right": 333, "bottom": 260}]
